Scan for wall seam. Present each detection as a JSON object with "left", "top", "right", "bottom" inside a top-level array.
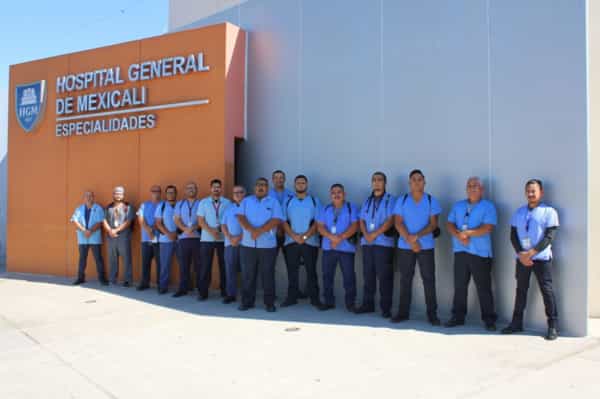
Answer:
[{"left": 486, "top": 0, "right": 493, "bottom": 197}]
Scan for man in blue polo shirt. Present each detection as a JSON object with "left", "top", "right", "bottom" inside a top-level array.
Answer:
[
  {"left": 316, "top": 183, "right": 359, "bottom": 313},
  {"left": 71, "top": 190, "right": 107, "bottom": 285},
  {"left": 221, "top": 185, "right": 246, "bottom": 304},
  {"left": 154, "top": 185, "right": 179, "bottom": 294},
  {"left": 197, "top": 178, "right": 231, "bottom": 300},
  {"left": 136, "top": 185, "right": 162, "bottom": 291},
  {"left": 445, "top": 177, "right": 498, "bottom": 331},
  {"left": 236, "top": 177, "right": 284, "bottom": 312},
  {"left": 281, "top": 175, "right": 323, "bottom": 308},
  {"left": 392, "top": 169, "right": 441, "bottom": 325},
  {"left": 173, "top": 181, "right": 202, "bottom": 298},
  {"left": 356, "top": 172, "right": 396, "bottom": 318},
  {"left": 502, "top": 179, "right": 559, "bottom": 341}
]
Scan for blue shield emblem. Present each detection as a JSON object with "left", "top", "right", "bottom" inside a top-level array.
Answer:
[{"left": 15, "top": 80, "right": 47, "bottom": 133}]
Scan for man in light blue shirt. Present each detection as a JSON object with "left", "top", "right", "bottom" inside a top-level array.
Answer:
[
  {"left": 173, "top": 181, "right": 202, "bottom": 298},
  {"left": 445, "top": 177, "right": 498, "bottom": 331},
  {"left": 221, "top": 185, "right": 246, "bottom": 303},
  {"left": 502, "top": 179, "right": 560, "bottom": 340},
  {"left": 136, "top": 185, "right": 162, "bottom": 291},
  {"left": 71, "top": 191, "right": 107, "bottom": 285},
  {"left": 392, "top": 169, "right": 442, "bottom": 325},
  {"left": 197, "top": 178, "right": 232, "bottom": 300},
  {"left": 316, "top": 183, "right": 360, "bottom": 312},
  {"left": 236, "top": 177, "right": 284, "bottom": 312},
  {"left": 154, "top": 185, "right": 179, "bottom": 294},
  {"left": 356, "top": 172, "right": 396, "bottom": 318},
  {"left": 280, "top": 175, "right": 323, "bottom": 308}
]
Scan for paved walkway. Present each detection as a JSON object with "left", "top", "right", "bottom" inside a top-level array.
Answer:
[{"left": 1, "top": 272, "right": 599, "bottom": 399}]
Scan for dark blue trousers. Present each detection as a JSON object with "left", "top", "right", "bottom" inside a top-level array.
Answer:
[
  {"left": 361, "top": 245, "right": 394, "bottom": 312},
  {"left": 224, "top": 245, "right": 240, "bottom": 297},
  {"left": 396, "top": 249, "right": 438, "bottom": 319},
  {"left": 158, "top": 241, "right": 178, "bottom": 290},
  {"left": 177, "top": 238, "right": 201, "bottom": 293},
  {"left": 199, "top": 241, "right": 226, "bottom": 297},
  {"left": 240, "top": 246, "right": 277, "bottom": 307},
  {"left": 77, "top": 244, "right": 106, "bottom": 281},
  {"left": 322, "top": 250, "right": 356, "bottom": 307},
  {"left": 140, "top": 242, "right": 160, "bottom": 286}
]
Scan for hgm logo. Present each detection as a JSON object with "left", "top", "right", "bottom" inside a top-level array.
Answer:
[{"left": 15, "top": 80, "right": 47, "bottom": 133}]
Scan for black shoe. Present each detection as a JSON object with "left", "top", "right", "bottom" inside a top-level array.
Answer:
[
  {"left": 391, "top": 314, "right": 409, "bottom": 323},
  {"left": 545, "top": 327, "right": 558, "bottom": 341},
  {"left": 123, "top": 281, "right": 130, "bottom": 287},
  {"left": 318, "top": 303, "right": 335, "bottom": 311},
  {"left": 239, "top": 304, "right": 253, "bottom": 311},
  {"left": 429, "top": 316, "right": 441, "bottom": 326},
  {"left": 346, "top": 304, "right": 357, "bottom": 313},
  {"left": 99, "top": 280, "right": 109, "bottom": 286},
  {"left": 311, "top": 299, "right": 324, "bottom": 309},
  {"left": 266, "top": 304, "right": 276, "bottom": 312},
  {"left": 221, "top": 290, "right": 227, "bottom": 298},
  {"left": 382, "top": 310, "right": 391, "bottom": 319},
  {"left": 158, "top": 288, "right": 168, "bottom": 295},
  {"left": 72, "top": 278, "right": 85, "bottom": 285},
  {"left": 136, "top": 284, "right": 149, "bottom": 291},
  {"left": 485, "top": 322, "right": 497, "bottom": 332},
  {"left": 354, "top": 304, "right": 375, "bottom": 314},
  {"left": 197, "top": 294, "right": 208, "bottom": 301},
  {"left": 298, "top": 290, "right": 308, "bottom": 300},
  {"left": 172, "top": 291, "right": 187, "bottom": 298},
  {"left": 501, "top": 324, "right": 523, "bottom": 334},
  {"left": 222, "top": 296, "right": 236, "bottom": 304},
  {"left": 280, "top": 298, "right": 298, "bottom": 307},
  {"left": 444, "top": 318, "right": 465, "bottom": 328}
]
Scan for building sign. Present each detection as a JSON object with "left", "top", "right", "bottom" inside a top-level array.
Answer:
[{"left": 15, "top": 80, "right": 47, "bottom": 133}]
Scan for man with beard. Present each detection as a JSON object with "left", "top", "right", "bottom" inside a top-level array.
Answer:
[{"left": 103, "top": 186, "right": 136, "bottom": 286}]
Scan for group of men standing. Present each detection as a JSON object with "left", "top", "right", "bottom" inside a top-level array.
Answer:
[{"left": 71, "top": 170, "right": 560, "bottom": 340}]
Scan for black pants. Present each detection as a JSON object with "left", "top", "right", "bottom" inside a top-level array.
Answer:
[
  {"left": 396, "top": 249, "right": 438, "bottom": 319},
  {"left": 451, "top": 252, "right": 497, "bottom": 324},
  {"left": 140, "top": 242, "right": 160, "bottom": 286},
  {"left": 361, "top": 245, "right": 394, "bottom": 313},
  {"left": 511, "top": 259, "right": 558, "bottom": 328},
  {"left": 77, "top": 244, "right": 106, "bottom": 281},
  {"left": 177, "top": 238, "right": 202, "bottom": 293},
  {"left": 107, "top": 235, "right": 133, "bottom": 284},
  {"left": 285, "top": 243, "right": 319, "bottom": 302},
  {"left": 199, "top": 241, "right": 226, "bottom": 297},
  {"left": 240, "top": 246, "right": 277, "bottom": 307}
]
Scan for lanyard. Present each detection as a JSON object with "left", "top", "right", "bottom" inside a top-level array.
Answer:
[
  {"left": 525, "top": 210, "right": 532, "bottom": 232},
  {"left": 184, "top": 200, "right": 198, "bottom": 222},
  {"left": 212, "top": 199, "right": 221, "bottom": 219},
  {"left": 368, "top": 193, "right": 387, "bottom": 220}
]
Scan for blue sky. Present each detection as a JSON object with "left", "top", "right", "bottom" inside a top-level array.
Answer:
[{"left": 0, "top": 0, "right": 168, "bottom": 158}]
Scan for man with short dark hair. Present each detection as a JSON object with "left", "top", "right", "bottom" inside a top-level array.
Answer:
[
  {"left": 391, "top": 170, "right": 441, "bottom": 325},
  {"left": 236, "top": 178, "right": 284, "bottom": 312},
  {"left": 103, "top": 186, "right": 136, "bottom": 287},
  {"left": 197, "top": 178, "right": 231, "bottom": 300},
  {"left": 502, "top": 179, "right": 559, "bottom": 340},
  {"left": 136, "top": 185, "right": 162, "bottom": 291}
]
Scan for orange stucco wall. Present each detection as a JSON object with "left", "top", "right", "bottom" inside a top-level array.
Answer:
[{"left": 7, "top": 23, "right": 245, "bottom": 286}]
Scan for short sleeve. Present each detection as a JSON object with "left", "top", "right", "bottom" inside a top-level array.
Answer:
[
  {"left": 546, "top": 208, "right": 559, "bottom": 228},
  {"left": 392, "top": 196, "right": 404, "bottom": 217},
  {"left": 359, "top": 199, "right": 369, "bottom": 221},
  {"left": 70, "top": 207, "right": 80, "bottom": 222},
  {"left": 127, "top": 205, "right": 136, "bottom": 222},
  {"left": 386, "top": 196, "right": 396, "bottom": 218},
  {"left": 430, "top": 196, "right": 442, "bottom": 216},
  {"left": 483, "top": 202, "right": 498, "bottom": 226},
  {"left": 197, "top": 200, "right": 208, "bottom": 217},
  {"left": 173, "top": 202, "right": 182, "bottom": 218},
  {"left": 350, "top": 203, "right": 359, "bottom": 223},
  {"left": 510, "top": 209, "right": 519, "bottom": 227},
  {"left": 271, "top": 199, "right": 284, "bottom": 221},
  {"left": 316, "top": 205, "right": 326, "bottom": 224},
  {"left": 447, "top": 203, "right": 458, "bottom": 223},
  {"left": 235, "top": 199, "right": 246, "bottom": 216},
  {"left": 136, "top": 203, "right": 144, "bottom": 217},
  {"left": 154, "top": 203, "right": 163, "bottom": 219}
]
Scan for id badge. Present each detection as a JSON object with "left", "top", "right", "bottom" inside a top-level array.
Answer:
[
  {"left": 521, "top": 237, "right": 532, "bottom": 250},
  {"left": 187, "top": 219, "right": 193, "bottom": 228},
  {"left": 113, "top": 220, "right": 119, "bottom": 228},
  {"left": 461, "top": 224, "right": 468, "bottom": 231},
  {"left": 331, "top": 226, "right": 337, "bottom": 234},
  {"left": 369, "top": 223, "right": 376, "bottom": 232}
]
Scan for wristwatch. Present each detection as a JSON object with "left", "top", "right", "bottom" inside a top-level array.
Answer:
[{"left": 302, "top": 235, "right": 308, "bottom": 240}]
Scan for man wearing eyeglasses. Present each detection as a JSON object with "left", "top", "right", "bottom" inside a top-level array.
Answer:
[
  {"left": 502, "top": 179, "right": 559, "bottom": 340},
  {"left": 221, "top": 185, "right": 246, "bottom": 303},
  {"left": 236, "top": 177, "right": 284, "bottom": 312},
  {"left": 445, "top": 177, "right": 498, "bottom": 331},
  {"left": 136, "top": 185, "right": 162, "bottom": 291}
]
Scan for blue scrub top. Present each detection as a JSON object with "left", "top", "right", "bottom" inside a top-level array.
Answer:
[
  {"left": 359, "top": 193, "right": 396, "bottom": 248},
  {"left": 197, "top": 196, "right": 231, "bottom": 242},
  {"left": 71, "top": 203, "right": 104, "bottom": 245},
  {"left": 317, "top": 202, "right": 359, "bottom": 253},
  {"left": 174, "top": 199, "right": 201, "bottom": 239},
  {"left": 511, "top": 203, "right": 559, "bottom": 261},
  {"left": 283, "top": 194, "right": 322, "bottom": 248},
  {"left": 448, "top": 199, "right": 497, "bottom": 258},
  {"left": 268, "top": 187, "right": 294, "bottom": 206},
  {"left": 154, "top": 201, "right": 178, "bottom": 243},
  {"left": 222, "top": 203, "right": 243, "bottom": 247},
  {"left": 235, "top": 195, "right": 284, "bottom": 248},
  {"left": 137, "top": 201, "right": 160, "bottom": 243},
  {"left": 393, "top": 193, "right": 442, "bottom": 250}
]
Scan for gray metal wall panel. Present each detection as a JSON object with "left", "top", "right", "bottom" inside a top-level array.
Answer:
[{"left": 173, "top": 0, "right": 589, "bottom": 335}]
